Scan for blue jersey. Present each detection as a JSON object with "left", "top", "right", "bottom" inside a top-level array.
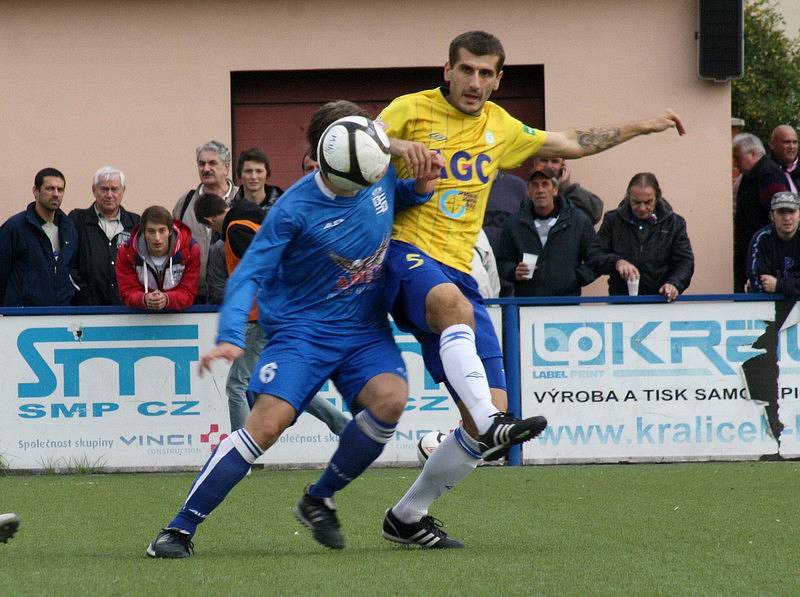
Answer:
[{"left": 217, "top": 167, "right": 430, "bottom": 346}]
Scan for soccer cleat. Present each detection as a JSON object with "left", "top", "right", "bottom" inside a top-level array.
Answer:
[
  {"left": 294, "top": 488, "right": 345, "bottom": 549},
  {"left": 478, "top": 412, "right": 548, "bottom": 461},
  {"left": 0, "top": 513, "right": 20, "bottom": 544},
  {"left": 382, "top": 509, "right": 464, "bottom": 548},
  {"left": 146, "top": 527, "right": 194, "bottom": 558}
]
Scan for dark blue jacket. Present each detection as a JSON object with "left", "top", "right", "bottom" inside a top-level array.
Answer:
[
  {"left": 0, "top": 202, "right": 78, "bottom": 306},
  {"left": 746, "top": 224, "right": 800, "bottom": 296}
]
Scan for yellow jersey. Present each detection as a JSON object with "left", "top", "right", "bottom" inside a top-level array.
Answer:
[{"left": 380, "top": 87, "right": 547, "bottom": 272}]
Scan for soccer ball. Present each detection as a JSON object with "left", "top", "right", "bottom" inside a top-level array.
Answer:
[
  {"left": 417, "top": 431, "right": 446, "bottom": 464},
  {"left": 317, "top": 115, "right": 391, "bottom": 193}
]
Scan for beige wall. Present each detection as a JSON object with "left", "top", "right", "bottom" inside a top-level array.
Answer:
[{"left": 1, "top": 0, "right": 731, "bottom": 293}]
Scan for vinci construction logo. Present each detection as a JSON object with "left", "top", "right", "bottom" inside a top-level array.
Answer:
[{"left": 120, "top": 423, "right": 228, "bottom": 454}]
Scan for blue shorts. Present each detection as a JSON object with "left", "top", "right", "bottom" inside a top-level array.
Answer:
[
  {"left": 247, "top": 327, "right": 407, "bottom": 413},
  {"left": 384, "top": 240, "right": 505, "bottom": 392}
]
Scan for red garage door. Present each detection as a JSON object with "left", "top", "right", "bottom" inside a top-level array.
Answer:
[{"left": 231, "top": 66, "right": 544, "bottom": 190}]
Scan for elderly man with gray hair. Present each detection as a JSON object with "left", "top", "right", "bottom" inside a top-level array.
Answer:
[
  {"left": 732, "top": 132, "right": 788, "bottom": 293},
  {"left": 172, "top": 140, "right": 238, "bottom": 303},
  {"left": 69, "top": 166, "right": 140, "bottom": 305}
]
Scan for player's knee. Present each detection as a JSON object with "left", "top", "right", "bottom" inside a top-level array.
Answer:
[
  {"left": 425, "top": 287, "right": 474, "bottom": 333},
  {"left": 366, "top": 385, "right": 407, "bottom": 422},
  {"left": 247, "top": 418, "right": 284, "bottom": 449}
]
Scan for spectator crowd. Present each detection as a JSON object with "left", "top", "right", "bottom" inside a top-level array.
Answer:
[{"left": 2, "top": 124, "right": 799, "bottom": 315}]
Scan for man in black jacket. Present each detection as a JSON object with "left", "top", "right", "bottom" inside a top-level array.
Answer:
[
  {"left": 496, "top": 168, "right": 596, "bottom": 296},
  {"left": 588, "top": 172, "right": 693, "bottom": 301},
  {"left": 69, "top": 167, "right": 140, "bottom": 305},
  {"left": 733, "top": 133, "right": 788, "bottom": 292}
]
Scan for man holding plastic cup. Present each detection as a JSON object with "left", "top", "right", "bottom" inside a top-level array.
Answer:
[
  {"left": 588, "top": 172, "right": 694, "bottom": 302},
  {"left": 496, "top": 168, "right": 597, "bottom": 296}
]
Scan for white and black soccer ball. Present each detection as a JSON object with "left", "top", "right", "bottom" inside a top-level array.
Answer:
[
  {"left": 417, "top": 431, "right": 446, "bottom": 464},
  {"left": 317, "top": 115, "right": 391, "bottom": 193}
]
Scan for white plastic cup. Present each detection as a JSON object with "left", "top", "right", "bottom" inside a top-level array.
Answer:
[
  {"left": 627, "top": 277, "right": 640, "bottom": 296},
  {"left": 522, "top": 253, "right": 538, "bottom": 280}
]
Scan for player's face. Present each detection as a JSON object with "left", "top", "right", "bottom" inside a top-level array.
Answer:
[
  {"left": 302, "top": 154, "right": 318, "bottom": 175},
  {"left": 629, "top": 186, "right": 657, "bottom": 220},
  {"left": 197, "top": 151, "right": 229, "bottom": 189},
  {"left": 444, "top": 48, "right": 502, "bottom": 116},
  {"left": 773, "top": 207, "right": 800, "bottom": 239},
  {"left": 770, "top": 127, "right": 798, "bottom": 166},
  {"left": 240, "top": 160, "right": 267, "bottom": 192},
  {"left": 33, "top": 176, "right": 65, "bottom": 213},
  {"left": 92, "top": 175, "right": 124, "bottom": 217},
  {"left": 528, "top": 177, "right": 556, "bottom": 214},
  {"left": 144, "top": 222, "right": 171, "bottom": 257}
]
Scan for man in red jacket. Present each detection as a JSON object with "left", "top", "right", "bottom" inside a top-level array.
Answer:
[{"left": 115, "top": 205, "right": 200, "bottom": 311}]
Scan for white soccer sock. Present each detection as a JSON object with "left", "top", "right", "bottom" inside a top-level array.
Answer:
[
  {"left": 439, "top": 324, "right": 498, "bottom": 434},
  {"left": 392, "top": 427, "right": 481, "bottom": 523}
]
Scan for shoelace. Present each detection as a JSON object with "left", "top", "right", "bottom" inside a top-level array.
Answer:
[{"left": 419, "top": 516, "right": 449, "bottom": 536}]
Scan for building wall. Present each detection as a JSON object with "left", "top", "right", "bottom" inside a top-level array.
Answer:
[{"left": 1, "top": 0, "right": 731, "bottom": 293}]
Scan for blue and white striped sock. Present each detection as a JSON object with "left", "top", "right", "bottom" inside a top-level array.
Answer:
[
  {"left": 167, "top": 428, "right": 263, "bottom": 536},
  {"left": 309, "top": 409, "right": 396, "bottom": 498}
]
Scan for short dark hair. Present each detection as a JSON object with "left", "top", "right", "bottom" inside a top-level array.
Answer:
[
  {"left": 528, "top": 167, "right": 558, "bottom": 187},
  {"left": 626, "top": 172, "right": 662, "bottom": 200},
  {"left": 140, "top": 205, "right": 173, "bottom": 230},
  {"left": 193, "top": 193, "right": 227, "bottom": 225},
  {"left": 449, "top": 31, "right": 505, "bottom": 72},
  {"left": 34, "top": 167, "right": 65, "bottom": 189},
  {"left": 236, "top": 147, "right": 271, "bottom": 179},
  {"left": 306, "top": 100, "right": 370, "bottom": 160}
]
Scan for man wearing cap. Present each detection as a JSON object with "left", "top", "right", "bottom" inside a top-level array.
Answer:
[
  {"left": 747, "top": 191, "right": 800, "bottom": 295},
  {"left": 495, "top": 167, "right": 596, "bottom": 296},
  {"left": 742, "top": 190, "right": 800, "bottom": 453}
]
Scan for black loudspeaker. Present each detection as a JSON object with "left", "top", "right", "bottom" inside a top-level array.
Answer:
[{"left": 697, "top": 0, "right": 744, "bottom": 81}]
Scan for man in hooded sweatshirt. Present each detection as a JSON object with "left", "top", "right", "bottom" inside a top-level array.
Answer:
[{"left": 115, "top": 205, "right": 200, "bottom": 311}]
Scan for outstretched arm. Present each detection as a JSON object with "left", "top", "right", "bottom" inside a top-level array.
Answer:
[{"left": 537, "top": 110, "right": 686, "bottom": 159}]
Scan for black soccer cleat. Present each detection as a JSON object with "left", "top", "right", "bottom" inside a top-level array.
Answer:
[
  {"left": 478, "top": 412, "right": 548, "bottom": 461},
  {"left": 146, "top": 527, "right": 194, "bottom": 558},
  {"left": 382, "top": 508, "right": 464, "bottom": 549},
  {"left": 294, "top": 488, "right": 345, "bottom": 550},
  {"left": 0, "top": 513, "right": 20, "bottom": 544}
]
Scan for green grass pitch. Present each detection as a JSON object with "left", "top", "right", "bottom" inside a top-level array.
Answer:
[{"left": 1, "top": 462, "right": 798, "bottom": 596}]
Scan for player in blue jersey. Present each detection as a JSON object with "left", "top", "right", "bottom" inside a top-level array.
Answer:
[
  {"left": 146, "top": 101, "right": 443, "bottom": 557},
  {"left": 380, "top": 30, "right": 686, "bottom": 548}
]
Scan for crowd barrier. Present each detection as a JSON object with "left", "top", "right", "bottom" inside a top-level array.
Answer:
[{"left": 0, "top": 294, "right": 795, "bottom": 472}]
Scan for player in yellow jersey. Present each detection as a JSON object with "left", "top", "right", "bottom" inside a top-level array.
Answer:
[{"left": 380, "top": 30, "right": 686, "bottom": 549}]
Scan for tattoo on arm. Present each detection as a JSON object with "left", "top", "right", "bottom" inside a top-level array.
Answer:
[{"left": 575, "top": 127, "right": 621, "bottom": 152}]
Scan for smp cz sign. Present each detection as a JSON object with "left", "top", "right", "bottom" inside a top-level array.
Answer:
[{"left": 16, "top": 324, "right": 201, "bottom": 419}]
